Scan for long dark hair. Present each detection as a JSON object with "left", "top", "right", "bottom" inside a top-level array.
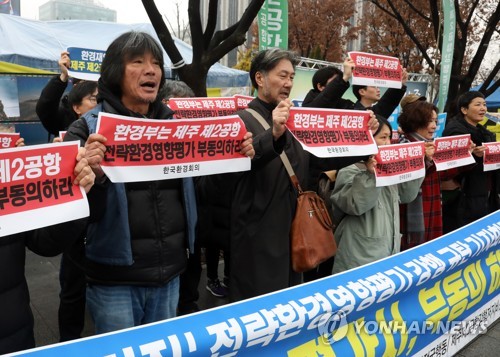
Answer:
[{"left": 99, "top": 31, "right": 166, "bottom": 99}]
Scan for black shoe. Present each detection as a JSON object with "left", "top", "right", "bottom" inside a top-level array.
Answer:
[{"left": 206, "top": 278, "right": 228, "bottom": 298}]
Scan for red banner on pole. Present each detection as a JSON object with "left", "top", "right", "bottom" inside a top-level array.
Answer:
[
  {"left": 348, "top": 51, "right": 402, "bottom": 89},
  {"left": 0, "top": 141, "right": 88, "bottom": 237},
  {"left": 433, "top": 134, "right": 474, "bottom": 171},
  {"left": 374, "top": 142, "right": 426, "bottom": 187},
  {"left": 96, "top": 113, "right": 251, "bottom": 182},
  {"left": 286, "top": 107, "right": 377, "bottom": 157}
]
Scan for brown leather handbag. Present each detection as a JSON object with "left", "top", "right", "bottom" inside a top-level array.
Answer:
[
  {"left": 246, "top": 109, "right": 337, "bottom": 273},
  {"left": 289, "top": 181, "right": 337, "bottom": 272}
]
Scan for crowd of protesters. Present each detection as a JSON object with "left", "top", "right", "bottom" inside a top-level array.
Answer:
[{"left": 0, "top": 30, "right": 497, "bottom": 354}]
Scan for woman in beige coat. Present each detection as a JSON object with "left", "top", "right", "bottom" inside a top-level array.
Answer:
[{"left": 331, "top": 117, "right": 424, "bottom": 274}]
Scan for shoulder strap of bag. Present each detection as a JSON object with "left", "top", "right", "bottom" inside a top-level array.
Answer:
[{"left": 245, "top": 108, "right": 303, "bottom": 194}]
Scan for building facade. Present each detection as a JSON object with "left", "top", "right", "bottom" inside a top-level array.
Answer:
[{"left": 39, "top": 0, "right": 116, "bottom": 22}]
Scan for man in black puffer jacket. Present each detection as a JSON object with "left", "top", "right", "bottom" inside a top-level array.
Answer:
[
  {"left": 64, "top": 31, "right": 254, "bottom": 334},
  {"left": 63, "top": 31, "right": 195, "bottom": 335}
]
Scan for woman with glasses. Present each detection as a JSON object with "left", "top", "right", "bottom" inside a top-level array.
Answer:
[{"left": 68, "top": 81, "right": 98, "bottom": 117}]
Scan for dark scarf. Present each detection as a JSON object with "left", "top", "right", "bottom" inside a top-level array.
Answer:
[
  {"left": 452, "top": 115, "right": 495, "bottom": 145},
  {"left": 97, "top": 79, "right": 174, "bottom": 119},
  {"left": 255, "top": 97, "right": 277, "bottom": 112},
  {"left": 400, "top": 132, "right": 428, "bottom": 246}
]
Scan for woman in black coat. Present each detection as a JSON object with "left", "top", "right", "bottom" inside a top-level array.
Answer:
[{"left": 441, "top": 91, "right": 498, "bottom": 230}]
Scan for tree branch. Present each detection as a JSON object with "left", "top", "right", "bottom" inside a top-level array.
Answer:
[
  {"left": 480, "top": 59, "right": 500, "bottom": 97},
  {"left": 464, "top": 0, "right": 481, "bottom": 29},
  {"left": 368, "top": 0, "right": 398, "bottom": 20},
  {"left": 203, "top": 0, "right": 219, "bottom": 48},
  {"left": 466, "top": 1, "right": 500, "bottom": 85},
  {"left": 429, "top": 0, "right": 440, "bottom": 39},
  {"left": 204, "top": 0, "right": 265, "bottom": 67},
  {"left": 188, "top": 0, "right": 204, "bottom": 63},
  {"left": 141, "top": 0, "right": 183, "bottom": 65},
  {"left": 383, "top": 0, "right": 436, "bottom": 69},
  {"left": 402, "top": 0, "right": 431, "bottom": 22}
]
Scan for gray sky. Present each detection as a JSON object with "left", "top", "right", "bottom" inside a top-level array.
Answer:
[{"left": 20, "top": 0, "right": 189, "bottom": 24}]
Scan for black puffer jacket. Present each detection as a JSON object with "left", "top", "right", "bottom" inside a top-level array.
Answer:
[
  {"left": 302, "top": 75, "right": 406, "bottom": 120},
  {"left": 64, "top": 96, "right": 188, "bottom": 286},
  {"left": 442, "top": 115, "right": 499, "bottom": 225},
  {"left": 0, "top": 219, "right": 87, "bottom": 354},
  {"left": 35, "top": 75, "right": 77, "bottom": 136},
  {"left": 195, "top": 176, "right": 231, "bottom": 251},
  {"left": 302, "top": 75, "right": 354, "bottom": 109}
]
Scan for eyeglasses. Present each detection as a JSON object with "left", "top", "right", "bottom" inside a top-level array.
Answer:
[{"left": 85, "top": 95, "right": 97, "bottom": 103}]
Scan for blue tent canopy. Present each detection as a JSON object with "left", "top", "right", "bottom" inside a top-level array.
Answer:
[
  {"left": 471, "top": 81, "right": 500, "bottom": 109},
  {"left": 0, "top": 13, "right": 250, "bottom": 88}
]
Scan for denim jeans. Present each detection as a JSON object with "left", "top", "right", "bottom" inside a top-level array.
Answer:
[{"left": 86, "top": 276, "right": 180, "bottom": 334}]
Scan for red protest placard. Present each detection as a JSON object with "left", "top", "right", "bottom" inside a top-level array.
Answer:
[
  {"left": 286, "top": 107, "right": 377, "bottom": 157},
  {"left": 483, "top": 142, "right": 500, "bottom": 172},
  {"left": 348, "top": 51, "right": 402, "bottom": 89},
  {"left": 59, "top": 131, "right": 67, "bottom": 140},
  {"left": 0, "top": 141, "right": 88, "bottom": 237},
  {"left": 233, "top": 94, "right": 254, "bottom": 110},
  {"left": 168, "top": 97, "right": 238, "bottom": 119},
  {"left": 374, "top": 141, "right": 426, "bottom": 187},
  {"left": 96, "top": 113, "right": 251, "bottom": 182},
  {"left": 391, "top": 130, "right": 400, "bottom": 145},
  {"left": 0, "top": 132, "right": 20, "bottom": 149},
  {"left": 433, "top": 134, "right": 475, "bottom": 171}
]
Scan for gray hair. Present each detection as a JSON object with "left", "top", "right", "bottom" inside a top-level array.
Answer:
[
  {"left": 249, "top": 48, "right": 300, "bottom": 89},
  {"left": 159, "top": 80, "right": 195, "bottom": 99}
]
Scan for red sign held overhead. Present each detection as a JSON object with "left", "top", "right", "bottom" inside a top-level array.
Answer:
[{"left": 348, "top": 51, "right": 403, "bottom": 89}]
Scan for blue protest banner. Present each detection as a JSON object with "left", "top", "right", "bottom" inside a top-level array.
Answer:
[
  {"left": 434, "top": 112, "right": 448, "bottom": 138},
  {"left": 11, "top": 212, "right": 500, "bottom": 356},
  {"left": 67, "top": 47, "right": 105, "bottom": 81}
]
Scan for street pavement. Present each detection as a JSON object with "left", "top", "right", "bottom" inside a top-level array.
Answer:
[{"left": 24, "top": 250, "right": 499, "bottom": 356}]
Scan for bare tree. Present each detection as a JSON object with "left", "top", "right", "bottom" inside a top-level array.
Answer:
[
  {"left": 361, "top": 0, "right": 432, "bottom": 72},
  {"left": 365, "top": 0, "right": 500, "bottom": 112},
  {"left": 142, "top": 0, "right": 265, "bottom": 96},
  {"left": 163, "top": 1, "right": 190, "bottom": 42},
  {"left": 288, "top": 0, "right": 357, "bottom": 62}
]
